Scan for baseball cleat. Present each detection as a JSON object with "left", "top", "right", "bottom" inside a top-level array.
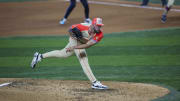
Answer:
[
  {"left": 59, "top": 18, "right": 67, "bottom": 25},
  {"left": 91, "top": 81, "right": 108, "bottom": 90},
  {"left": 84, "top": 18, "right": 92, "bottom": 24},
  {"left": 161, "top": 14, "right": 167, "bottom": 23},
  {"left": 31, "top": 52, "right": 42, "bottom": 69}
]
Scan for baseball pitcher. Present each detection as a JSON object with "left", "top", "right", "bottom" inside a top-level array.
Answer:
[
  {"left": 161, "top": 0, "right": 175, "bottom": 23},
  {"left": 31, "top": 18, "right": 108, "bottom": 90}
]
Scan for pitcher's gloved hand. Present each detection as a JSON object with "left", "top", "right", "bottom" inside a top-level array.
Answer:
[{"left": 69, "top": 27, "right": 83, "bottom": 40}]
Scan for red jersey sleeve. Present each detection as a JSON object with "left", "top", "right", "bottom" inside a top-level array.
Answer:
[{"left": 92, "top": 31, "right": 104, "bottom": 43}]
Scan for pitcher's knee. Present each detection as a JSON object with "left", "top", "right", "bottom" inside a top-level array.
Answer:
[{"left": 79, "top": 52, "right": 87, "bottom": 58}]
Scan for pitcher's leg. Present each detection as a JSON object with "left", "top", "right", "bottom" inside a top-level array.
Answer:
[
  {"left": 42, "top": 44, "right": 73, "bottom": 58},
  {"left": 31, "top": 37, "right": 77, "bottom": 68},
  {"left": 74, "top": 49, "right": 97, "bottom": 83},
  {"left": 42, "top": 37, "right": 77, "bottom": 58},
  {"left": 42, "top": 49, "right": 73, "bottom": 58}
]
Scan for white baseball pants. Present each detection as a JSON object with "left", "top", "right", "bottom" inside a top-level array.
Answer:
[{"left": 42, "top": 37, "right": 97, "bottom": 83}]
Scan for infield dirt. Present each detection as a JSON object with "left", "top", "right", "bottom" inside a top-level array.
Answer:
[{"left": 0, "top": 0, "right": 180, "bottom": 36}]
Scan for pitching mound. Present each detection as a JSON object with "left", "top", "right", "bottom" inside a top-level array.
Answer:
[{"left": 0, "top": 78, "right": 169, "bottom": 101}]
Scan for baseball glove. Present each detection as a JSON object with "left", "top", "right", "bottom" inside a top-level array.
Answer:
[{"left": 69, "top": 27, "right": 83, "bottom": 39}]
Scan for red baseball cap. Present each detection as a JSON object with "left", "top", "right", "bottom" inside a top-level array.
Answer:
[{"left": 92, "top": 18, "right": 104, "bottom": 26}]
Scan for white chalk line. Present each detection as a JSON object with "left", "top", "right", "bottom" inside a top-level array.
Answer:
[
  {"left": 0, "top": 82, "right": 12, "bottom": 88},
  {"left": 65, "top": 0, "right": 180, "bottom": 12}
]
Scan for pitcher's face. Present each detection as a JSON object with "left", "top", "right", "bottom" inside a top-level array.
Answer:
[{"left": 92, "top": 24, "right": 101, "bottom": 33}]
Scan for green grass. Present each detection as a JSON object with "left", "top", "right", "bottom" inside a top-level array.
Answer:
[{"left": 0, "top": 28, "right": 180, "bottom": 100}]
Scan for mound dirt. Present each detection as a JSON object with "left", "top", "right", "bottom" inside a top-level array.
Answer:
[{"left": 0, "top": 78, "right": 169, "bottom": 101}]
